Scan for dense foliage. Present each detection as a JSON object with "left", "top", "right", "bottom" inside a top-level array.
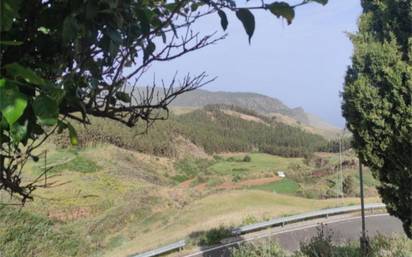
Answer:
[
  {"left": 177, "top": 108, "right": 327, "bottom": 157},
  {"left": 318, "top": 137, "right": 352, "bottom": 153},
  {"left": 342, "top": 0, "right": 412, "bottom": 237},
  {"left": 59, "top": 106, "right": 328, "bottom": 158}
]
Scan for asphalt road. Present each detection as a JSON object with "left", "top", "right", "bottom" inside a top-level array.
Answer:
[{"left": 181, "top": 214, "right": 404, "bottom": 257}]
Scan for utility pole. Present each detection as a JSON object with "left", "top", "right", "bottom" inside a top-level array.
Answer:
[
  {"left": 339, "top": 135, "right": 343, "bottom": 200},
  {"left": 359, "top": 157, "right": 368, "bottom": 254},
  {"left": 338, "top": 129, "right": 345, "bottom": 203}
]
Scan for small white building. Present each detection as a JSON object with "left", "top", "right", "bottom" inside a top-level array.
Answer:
[{"left": 277, "top": 171, "right": 286, "bottom": 178}]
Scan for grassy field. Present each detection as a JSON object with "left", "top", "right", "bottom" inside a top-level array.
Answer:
[
  {"left": 209, "top": 153, "right": 302, "bottom": 175},
  {"left": 0, "top": 144, "right": 380, "bottom": 257},
  {"left": 102, "top": 191, "right": 379, "bottom": 257},
  {"left": 249, "top": 178, "right": 300, "bottom": 194}
]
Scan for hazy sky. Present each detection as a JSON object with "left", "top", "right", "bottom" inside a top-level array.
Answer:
[{"left": 139, "top": 0, "right": 362, "bottom": 127}]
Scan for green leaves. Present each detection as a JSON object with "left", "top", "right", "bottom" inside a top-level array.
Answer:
[
  {"left": 37, "top": 26, "right": 50, "bottom": 34},
  {"left": 1, "top": 0, "right": 22, "bottom": 31},
  {"left": 4, "top": 63, "right": 46, "bottom": 86},
  {"left": 0, "top": 79, "right": 27, "bottom": 126},
  {"left": 0, "top": 40, "right": 23, "bottom": 46},
  {"left": 143, "top": 41, "right": 156, "bottom": 64},
  {"left": 267, "top": 2, "right": 295, "bottom": 25},
  {"left": 10, "top": 121, "right": 28, "bottom": 144},
  {"left": 67, "top": 122, "right": 78, "bottom": 146},
  {"left": 115, "top": 92, "right": 132, "bottom": 103},
  {"left": 33, "top": 95, "right": 59, "bottom": 126},
  {"left": 218, "top": 10, "right": 228, "bottom": 31},
  {"left": 236, "top": 9, "right": 255, "bottom": 43},
  {"left": 56, "top": 121, "right": 78, "bottom": 145}
]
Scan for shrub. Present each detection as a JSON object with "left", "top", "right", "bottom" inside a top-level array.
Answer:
[
  {"left": 367, "top": 235, "right": 412, "bottom": 257},
  {"left": 243, "top": 155, "right": 252, "bottom": 162},
  {"left": 299, "top": 225, "right": 334, "bottom": 257},
  {"left": 343, "top": 175, "right": 356, "bottom": 196},
  {"left": 228, "top": 232, "right": 412, "bottom": 257},
  {"left": 242, "top": 215, "right": 258, "bottom": 225},
  {"left": 231, "top": 240, "right": 287, "bottom": 257},
  {"left": 207, "top": 177, "right": 224, "bottom": 187},
  {"left": 190, "top": 226, "right": 233, "bottom": 246},
  {"left": 173, "top": 158, "right": 215, "bottom": 182},
  {"left": 295, "top": 226, "right": 412, "bottom": 257},
  {"left": 232, "top": 174, "right": 242, "bottom": 183}
]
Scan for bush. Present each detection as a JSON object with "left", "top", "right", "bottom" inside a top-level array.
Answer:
[
  {"left": 231, "top": 240, "right": 287, "bottom": 257},
  {"left": 232, "top": 174, "right": 242, "bottom": 183},
  {"left": 299, "top": 225, "right": 334, "bottom": 257},
  {"left": 294, "top": 226, "right": 412, "bottom": 257},
  {"left": 173, "top": 158, "right": 214, "bottom": 182},
  {"left": 190, "top": 226, "right": 233, "bottom": 246},
  {"left": 228, "top": 226, "right": 412, "bottom": 257},
  {"left": 343, "top": 175, "right": 356, "bottom": 196},
  {"left": 242, "top": 215, "right": 259, "bottom": 225},
  {"left": 207, "top": 177, "right": 224, "bottom": 187},
  {"left": 243, "top": 155, "right": 252, "bottom": 162}
]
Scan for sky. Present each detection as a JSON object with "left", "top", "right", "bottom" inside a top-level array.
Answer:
[{"left": 138, "top": 0, "right": 362, "bottom": 128}]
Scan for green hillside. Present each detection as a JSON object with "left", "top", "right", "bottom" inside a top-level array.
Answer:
[
  {"left": 169, "top": 89, "right": 341, "bottom": 137},
  {"left": 176, "top": 105, "right": 327, "bottom": 157},
  {"left": 58, "top": 105, "right": 329, "bottom": 159},
  {"left": 0, "top": 103, "right": 374, "bottom": 257},
  {"left": 0, "top": 144, "right": 379, "bottom": 257}
]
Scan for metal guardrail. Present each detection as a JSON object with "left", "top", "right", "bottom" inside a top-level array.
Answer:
[
  {"left": 130, "top": 203, "right": 386, "bottom": 257},
  {"left": 232, "top": 203, "right": 386, "bottom": 235},
  {"left": 131, "top": 240, "right": 186, "bottom": 257}
]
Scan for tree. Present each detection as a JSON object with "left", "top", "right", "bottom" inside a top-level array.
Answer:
[
  {"left": 342, "top": 0, "right": 412, "bottom": 237},
  {"left": 0, "top": 0, "right": 327, "bottom": 203},
  {"left": 342, "top": 175, "right": 355, "bottom": 196}
]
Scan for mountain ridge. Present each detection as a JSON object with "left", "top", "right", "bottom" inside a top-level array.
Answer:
[{"left": 170, "top": 89, "right": 341, "bottom": 138}]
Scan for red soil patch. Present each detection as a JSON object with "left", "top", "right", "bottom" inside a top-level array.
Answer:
[
  {"left": 48, "top": 207, "right": 92, "bottom": 221},
  {"left": 179, "top": 179, "right": 194, "bottom": 189}
]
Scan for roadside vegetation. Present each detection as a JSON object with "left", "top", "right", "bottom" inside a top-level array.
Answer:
[{"left": 231, "top": 232, "right": 412, "bottom": 257}]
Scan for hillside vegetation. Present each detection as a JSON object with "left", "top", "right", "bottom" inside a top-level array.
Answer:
[
  {"left": 0, "top": 141, "right": 380, "bottom": 257},
  {"left": 56, "top": 105, "right": 331, "bottom": 159},
  {"left": 169, "top": 89, "right": 341, "bottom": 137},
  {"left": 1, "top": 104, "right": 374, "bottom": 257}
]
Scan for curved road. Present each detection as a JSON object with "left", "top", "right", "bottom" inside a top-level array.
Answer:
[{"left": 180, "top": 214, "right": 403, "bottom": 257}]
